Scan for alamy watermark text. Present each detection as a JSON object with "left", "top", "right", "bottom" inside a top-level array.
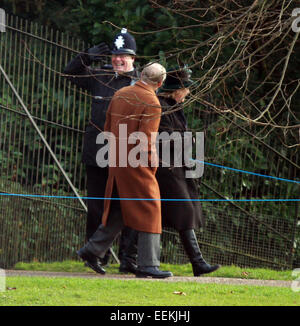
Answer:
[
  {"left": 95, "top": 124, "right": 204, "bottom": 178},
  {"left": 292, "top": 8, "right": 300, "bottom": 32}
]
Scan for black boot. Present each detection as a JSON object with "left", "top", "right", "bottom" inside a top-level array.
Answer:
[
  {"left": 179, "top": 229, "right": 220, "bottom": 276},
  {"left": 119, "top": 257, "right": 138, "bottom": 274},
  {"left": 118, "top": 227, "right": 138, "bottom": 274}
]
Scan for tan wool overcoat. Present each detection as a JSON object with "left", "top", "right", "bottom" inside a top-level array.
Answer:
[{"left": 101, "top": 81, "right": 162, "bottom": 234}]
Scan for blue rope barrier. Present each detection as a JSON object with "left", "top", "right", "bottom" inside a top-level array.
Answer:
[
  {"left": 0, "top": 160, "right": 298, "bottom": 201},
  {"left": 191, "top": 159, "right": 300, "bottom": 185},
  {"left": 0, "top": 193, "right": 299, "bottom": 202}
]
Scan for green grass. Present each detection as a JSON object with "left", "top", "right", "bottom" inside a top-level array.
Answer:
[
  {"left": 1, "top": 261, "right": 299, "bottom": 306},
  {"left": 1, "top": 276, "right": 299, "bottom": 306},
  {"left": 13, "top": 260, "right": 295, "bottom": 281}
]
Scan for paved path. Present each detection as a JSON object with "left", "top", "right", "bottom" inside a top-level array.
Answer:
[{"left": 4, "top": 270, "right": 292, "bottom": 288}]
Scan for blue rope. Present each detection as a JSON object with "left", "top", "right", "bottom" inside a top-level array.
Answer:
[
  {"left": 191, "top": 159, "right": 300, "bottom": 184},
  {"left": 0, "top": 160, "right": 298, "bottom": 201},
  {"left": 0, "top": 193, "right": 299, "bottom": 202}
]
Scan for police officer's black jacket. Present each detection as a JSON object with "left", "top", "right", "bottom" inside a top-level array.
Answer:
[{"left": 64, "top": 53, "right": 139, "bottom": 166}]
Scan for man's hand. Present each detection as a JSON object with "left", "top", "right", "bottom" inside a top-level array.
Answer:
[{"left": 88, "top": 43, "right": 111, "bottom": 62}]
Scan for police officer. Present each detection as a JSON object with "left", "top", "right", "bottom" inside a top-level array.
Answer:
[{"left": 64, "top": 28, "right": 139, "bottom": 273}]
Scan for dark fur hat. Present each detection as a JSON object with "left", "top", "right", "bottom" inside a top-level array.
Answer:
[{"left": 161, "top": 66, "right": 194, "bottom": 91}]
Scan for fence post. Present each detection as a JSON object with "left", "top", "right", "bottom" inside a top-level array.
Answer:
[
  {"left": 290, "top": 201, "right": 300, "bottom": 268},
  {"left": 0, "top": 8, "right": 5, "bottom": 33},
  {"left": 0, "top": 269, "right": 5, "bottom": 292}
]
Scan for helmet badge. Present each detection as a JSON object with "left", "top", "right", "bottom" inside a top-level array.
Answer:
[{"left": 114, "top": 36, "right": 125, "bottom": 49}]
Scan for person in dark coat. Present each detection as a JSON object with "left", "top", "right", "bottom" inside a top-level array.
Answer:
[
  {"left": 63, "top": 28, "right": 139, "bottom": 272},
  {"left": 156, "top": 66, "right": 220, "bottom": 276}
]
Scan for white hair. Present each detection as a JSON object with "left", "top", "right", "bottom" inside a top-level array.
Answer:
[{"left": 141, "top": 62, "right": 166, "bottom": 85}]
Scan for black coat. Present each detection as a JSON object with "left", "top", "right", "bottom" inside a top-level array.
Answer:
[
  {"left": 64, "top": 53, "right": 139, "bottom": 166},
  {"left": 156, "top": 96, "right": 204, "bottom": 231}
]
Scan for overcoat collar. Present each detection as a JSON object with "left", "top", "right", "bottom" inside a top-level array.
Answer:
[{"left": 134, "top": 80, "right": 156, "bottom": 95}]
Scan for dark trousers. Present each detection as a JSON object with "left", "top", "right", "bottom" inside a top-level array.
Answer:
[
  {"left": 85, "top": 210, "right": 161, "bottom": 267},
  {"left": 85, "top": 165, "right": 137, "bottom": 261},
  {"left": 85, "top": 165, "right": 108, "bottom": 241}
]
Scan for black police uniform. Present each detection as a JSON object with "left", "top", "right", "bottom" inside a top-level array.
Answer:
[{"left": 64, "top": 30, "right": 139, "bottom": 267}]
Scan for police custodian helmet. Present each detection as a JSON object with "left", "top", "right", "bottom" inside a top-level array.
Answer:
[{"left": 111, "top": 28, "right": 137, "bottom": 56}]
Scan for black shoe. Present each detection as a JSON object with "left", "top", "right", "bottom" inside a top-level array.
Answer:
[
  {"left": 77, "top": 248, "right": 106, "bottom": 274},
  {"left": 136, "top": 266, "right": 173, "bottom": 279},
  {"left": 84, "top": 258, "right": 108, "bottom": 268},
  {"left": 192, "top": 261, "right": 221, "bottom": 276},
  {"left": 119, "top": 259, "right": 138, "bottom": 274}
]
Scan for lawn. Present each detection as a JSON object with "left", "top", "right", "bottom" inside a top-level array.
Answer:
[
  {"left": 0, "top": 261, "right": 299, "bottom": 306},
  {"left": 1, "top": 276, "right": 299, "bottom": 306}
]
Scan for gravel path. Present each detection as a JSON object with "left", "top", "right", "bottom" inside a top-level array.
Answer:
[{"left": 4, "top": 269, "right": 292, "bottom": 288}]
